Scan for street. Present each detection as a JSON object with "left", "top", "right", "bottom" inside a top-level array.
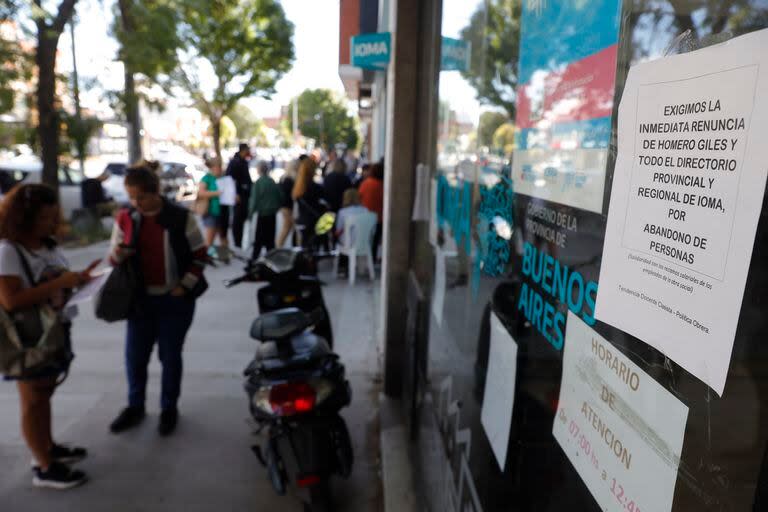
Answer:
[{"left": 0, "top": 242, "right": 383, "bottom": 512}]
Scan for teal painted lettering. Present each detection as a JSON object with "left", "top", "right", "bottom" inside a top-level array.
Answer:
[
  {"left": 518, "top": 281, "right": 530, "bottom": 316},
  {"left": 552, "top": 258, "right": 569, "bottom": 304},
  {"left": 522, "top": 242, "right": 533, "bottom": 277},
  {"left": 542, "top": 254, "right": 554, "bottom": 294},
  {"left": 582, "top": 281, "right": 599, "bottom": 326},
  {"left": 552, "top": 312, "right": 565, "bottom": 350},
  {"left": 567, "top": 270, "right": 585, "bottom": 313}
]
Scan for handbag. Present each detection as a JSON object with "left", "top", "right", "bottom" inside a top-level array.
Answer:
[
  {"left": 0, "top": 245, "right": 73, "bottom": 379},
  {"left": 95, "top": 211, "right": 143, "bottom": 322}
]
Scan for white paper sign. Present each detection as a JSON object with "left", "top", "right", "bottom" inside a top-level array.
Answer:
[
  {"left": 480, "top": 312, "right": 518, "bottom": 471},
  {"left": 553, "top": 312, "right": 689, "bottom": 512},
  {"left": 67, "top": 267, "right": 112, "bottom": 307},
  {"left": 431, "top": 248, "right": 447, "bottom": 326},
  {"left": 217, "top": 175, "right": 237, "bottom": 206},
  {"left": 595, "top": 29, "right": 768, "bottom": 395}
]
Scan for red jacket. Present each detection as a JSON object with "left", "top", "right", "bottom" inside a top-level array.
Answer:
[
  {"left": 110, "top": 200, "right": 207, "bottom": 296},
  {"left": 358, "top": 177, "right": 384, "bottom": 222}
]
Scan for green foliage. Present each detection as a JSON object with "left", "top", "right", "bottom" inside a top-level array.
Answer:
[
  {"left": 219, "top": 115, "right": 236, "bottom": 146},
  {"left": 477, "top": 111, "right": 507, "bottom": 148},
  {"left": 61, "top": 111, "right": 101, "bottom": 160},
  {"left": 228, "top": 102, "right": 262, "bottom": 140},
  {"left": 0, "top": 28, "right": 32, "bottom": 115},
  {"left": 492, "top": 122, "right": 515, "bottom": 155},
  {"left": 173, "top": 0, "right": 294, "bottom": 154},
  {"left": 459, "top": 0, "right": 520, "bottom": 120},
  {"left": 286, "top": 89, "right": 359, "bottom": 150},
  {"left": 113, "top": 0, "right": 181, "bottom": 78}
]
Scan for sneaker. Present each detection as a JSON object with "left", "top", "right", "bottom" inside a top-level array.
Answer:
[
  {"left": 30, "top": 443, "right": 88, "bottom": 468},
  {"left": 109, "top": 406, "right": 145, "bottom": 434},
  {"left": 32, "top": 462, "right": 87, "bottom": 490},
  {"left": 51, "top": 443, "right": 87, "bottom": 464},
  {"left": 158, "top": 408, "right": 178, "bottom": 437}
]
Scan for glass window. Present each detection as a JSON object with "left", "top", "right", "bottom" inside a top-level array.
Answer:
[{"left": 419, "top": 1, "right": 768, "bottom": 511}]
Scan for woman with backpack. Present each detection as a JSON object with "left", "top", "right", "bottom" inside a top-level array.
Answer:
[{"left": 0, "top": 184, "right": 99, "bottom": 489}]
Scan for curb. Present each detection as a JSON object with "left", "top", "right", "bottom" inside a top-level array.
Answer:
[{"left": 379, "top": 393, "right": 419, "bottom": 512}]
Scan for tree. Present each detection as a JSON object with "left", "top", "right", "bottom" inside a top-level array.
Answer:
[
  {"left": 0, "top": 31, "right": 31, "bottom": 116},
  {"left": 173, "top": 0, "right": 294, "bottom": 158},
  {"left": 62, "top": 111, "right": 101, "bottom": 163},
  {"left": 113, "top": 0, "right": 181, "bottom": 163},
  {"left": 459, "top": 0, "right": 520, "bottom": 120},
  {"left": 219, "top": 115, "right": 236, "bottom": 147},
  {"left": 477, "top": 111, "right": 507, "bottom": 148},
  {"left": 286, "top": 89, "right": 359, "bottom": 150},
  {"left": 228, "top": 102, "right": 262, "bottom": 141},
  {"left": 492, "top": 122, "right": 515, "bottom": 155},
  {"left": 33, "top": 0, "right": 79, "bottom": 189}
]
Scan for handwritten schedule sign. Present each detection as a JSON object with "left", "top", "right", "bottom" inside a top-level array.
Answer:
[
  {"left": 553, "top": 313, "right": 689, "bottom": 512},
  {"left": 596, "top": 29, "right": 768, "bottom": 395}
]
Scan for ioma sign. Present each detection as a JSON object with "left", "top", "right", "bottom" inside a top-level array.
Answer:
[{"left": 351, "top": 32, "right": 391, "bottom": 70}]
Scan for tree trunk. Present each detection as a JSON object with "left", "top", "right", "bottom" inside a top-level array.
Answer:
[
  {"left": 36, "top": 29, "right": 61, "bottom": 191},
  {"left": 124, "top": 68, "right": 142, "bottom": 164},
  {"left": 212, "top": 116, "right": 222, "bottom": 160},
  {"left": 118, "top": 0, "right": 143, "bottom": 164},
  {"left": 34, "top": 0, "right": 78, "bottom": 192}
]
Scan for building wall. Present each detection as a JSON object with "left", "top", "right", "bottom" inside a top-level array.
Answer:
[{"left": 339, "top": 0, "right": 360, "bottom": 66}]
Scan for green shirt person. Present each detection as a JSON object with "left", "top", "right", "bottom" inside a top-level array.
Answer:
[
  {"left": 248, "top": 165, "right": 283, "bottom": 217},
  {"left": 248, "top": 160, "right": 284, "bottom": 260},
  {"left": 200, "top": 173, "right": 221, "bottom": 217}
]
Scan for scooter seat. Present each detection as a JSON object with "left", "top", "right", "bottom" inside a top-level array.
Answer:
[
  {"left": 255, "top": 332, "right": 332, "bottom": 371},
  {"left": 250, "top": 308, "right": 313, "bottom": 341}
]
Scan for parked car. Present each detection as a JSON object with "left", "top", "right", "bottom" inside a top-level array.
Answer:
[
  {"left": 101, "top": 162, "right": 130, "bottom": 205},
  {"left": 102, "top": 159, "right": 198, "bottom": 205},
  {"left": 160, "top": 161, "right": 197, "bottom": 201},
  {"left": 0, "top": 156, "right": 83, "bottom": 220}
]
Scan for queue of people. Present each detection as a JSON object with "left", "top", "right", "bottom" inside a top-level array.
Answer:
[{"left": 201, "top": 143, "right": 384, "bottom": 263}]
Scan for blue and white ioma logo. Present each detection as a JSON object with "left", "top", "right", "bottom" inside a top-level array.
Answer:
[{"left": 354, "top": 41, "right": 388, "bottom": 58}]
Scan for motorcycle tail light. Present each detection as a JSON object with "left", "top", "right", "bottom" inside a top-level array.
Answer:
[
  {"left": 296, "top": 474, "right": 321, "bottom": 488},
  {"left": 269, "top": 382, "right": 316, "bottom": 416}
]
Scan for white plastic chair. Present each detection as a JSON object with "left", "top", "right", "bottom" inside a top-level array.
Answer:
[{"left": 333, "top": 210, "right": 378, "bottom": 285}]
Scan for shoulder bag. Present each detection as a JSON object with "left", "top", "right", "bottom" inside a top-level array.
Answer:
[
  {"left": 0, "top": 245, "right": 72, "bottom": 379},
  {"left": 95, "top": 211, "right": 144, "bottom": 322}
]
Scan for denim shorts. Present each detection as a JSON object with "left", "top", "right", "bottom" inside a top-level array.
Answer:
[{"left": 202, "top": 214, "right": 218, "bottom": 228}]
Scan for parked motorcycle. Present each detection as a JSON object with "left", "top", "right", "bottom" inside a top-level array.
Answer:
[{"left": 225, "top": 249, "right": 353, "bottom": 511}]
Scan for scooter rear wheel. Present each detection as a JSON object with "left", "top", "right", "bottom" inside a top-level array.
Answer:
[
  {"left": 332, "top": 414, "right": 354, "bottom": 478},
  {"left": 304, "top": 480, "right": 333, "bottom": 512},
  {"left": 265, "top": 439, "right": 287, "bottom": 496}
]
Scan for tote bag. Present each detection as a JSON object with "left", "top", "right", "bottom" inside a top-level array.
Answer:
[{"left": 0, "top": 245, "right": 72, "bottom": 379}]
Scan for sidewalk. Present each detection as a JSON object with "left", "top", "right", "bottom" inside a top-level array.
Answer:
[{"left": 0, "top": 243, "right": 383, "bottom": 511}]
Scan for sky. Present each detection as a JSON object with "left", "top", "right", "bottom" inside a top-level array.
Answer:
[
  {"left": 59, "top": 0, "right": 346, "bottom": 119},
  {"left": 56, "top": 0, "right": 485, "bottom": 123},
  {"left": 440, "top": 0, "right": 486, "bottom": 124}
]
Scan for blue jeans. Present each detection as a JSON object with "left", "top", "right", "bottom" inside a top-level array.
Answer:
[{"left": 125, "top": 294, "right": 195, "bottom": 411}]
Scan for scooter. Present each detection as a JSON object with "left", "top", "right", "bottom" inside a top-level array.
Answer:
[
  {"left": 225, "top": 249, "right": 353, "bottom": 511},
  {"left": 227, "top": 247, "right": 333, "bottom": 346}
]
